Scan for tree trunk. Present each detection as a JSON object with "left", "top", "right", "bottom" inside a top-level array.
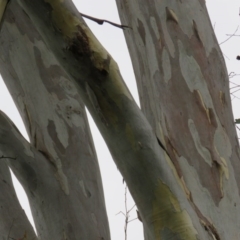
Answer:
[
  {"left": 0, "top": 0, "right": 239, "bottom": 239},
  {"left": 0, "top": 1, "right": 110, "bottom": 239},
  {"left": 116, "top": 0, "right": 240, "bottom": 239}
]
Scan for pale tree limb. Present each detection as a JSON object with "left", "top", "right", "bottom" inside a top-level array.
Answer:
[{"left": 0, "top": 1, "right": 110, "bottom": 239}]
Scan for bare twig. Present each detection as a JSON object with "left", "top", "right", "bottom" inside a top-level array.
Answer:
[
  {"left": 229, "top": 72, "right": 240, "bottom": 79},
  {"left": 115, "top": 211, "right": 126, "bottom": 217},
  {"left": 80, "top": 13, "right": 131, "bottom": 30},
  {"left": 219, "top": 26, "right": 239, "bottom": 45},
  {"left": 226, "top": 34, "right": 240, "bottom": 36},
  {"left": 231, "top": 92, "right": 240, "bottom": 100},
  {"left": 116, "top": 186, "right": 137, "bottom": 240},
  {"left": 231, "top": 88, "right": 240, "bottom": 95},
  {"left": 124, "top": 186, "right": 128, "bottom": 240}
]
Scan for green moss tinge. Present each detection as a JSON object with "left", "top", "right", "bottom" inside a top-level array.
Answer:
[
  {"left": 152, "top": 180, "right": 198, "bottom": 240},
  {"left": 44, "top": 0, "right": 80, "bottom": 38}
]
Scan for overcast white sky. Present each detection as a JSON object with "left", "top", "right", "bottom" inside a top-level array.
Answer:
[{"left": 0, "top": 1, "right": 239, "bottom": 239}]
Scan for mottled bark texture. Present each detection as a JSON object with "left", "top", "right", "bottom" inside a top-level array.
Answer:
[
  {"left": 0, "top": 1, "right": 110, "bottom": 239},
  {"left": 0, "top": 0, "right": 238, "bottom": 239},
  {"left": 116, "top": 0, "right": 240, "bottom": 239}
]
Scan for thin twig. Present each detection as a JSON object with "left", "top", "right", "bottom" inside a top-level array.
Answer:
[
  {"left": 226, "top": 34, "right": 240, "bottom": 36},
  {"left": 116, "top": 185, "right": 137, "bottom": 240},
  {"left": 219, "top": 26, "right": 239, "bottom": 45},
  {"left": 80, "top": 13, "right": 131, "bottom": 30},
  {"left": 128, "top": 217, "right": 138, "bottom": 223},
  {"left": 124, "top": 186, "right": 128, "bottom": 240},
  {"left": 231, "top": 93, "right": 240, "bottom": 100},
  {"left": 115, "top": 211, "right": 126, "bottom": 217},
  {"left": 231, "top": 88, "right": 240, "bottom": 95}
]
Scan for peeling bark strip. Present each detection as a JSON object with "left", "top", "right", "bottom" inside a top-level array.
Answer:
[{"left": 116, "top": 0, "right": 240, "bottom": 239}]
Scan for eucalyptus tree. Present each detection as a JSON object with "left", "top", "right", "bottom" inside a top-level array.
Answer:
[{"left": 0, "top": 1, "right": 239, "bottom": 240}]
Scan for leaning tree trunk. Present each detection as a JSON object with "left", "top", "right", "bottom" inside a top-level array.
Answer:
[
  {"left": 0, "top": 1, "right": 110, "bottom": 239},
  {"left": 116, "top": 0, "right": 240, "bottom": 239}
]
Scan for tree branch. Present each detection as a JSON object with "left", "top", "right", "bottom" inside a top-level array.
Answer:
[{"left": 80, "top": 12, "right": 131, "bottom": 29}]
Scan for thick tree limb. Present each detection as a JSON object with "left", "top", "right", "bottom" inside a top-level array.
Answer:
[
  {"left": 0, "top": 1, "right": 110, "bottom": 239},
  {"left": 116, "top": 0, "right": 240, "bottom": 239}
]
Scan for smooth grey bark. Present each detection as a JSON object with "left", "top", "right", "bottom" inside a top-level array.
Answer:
[
  {"left": 14, "top": 0, "right": 216, "bottom": 239},
  {"left": 0, "top": 159, "right": 37, "bottom": 240},
  {"left": 0, "top": 1, "right": 110, "bottom": 239},
  {"left": 116, "top": 0, "right": 240, "bottom": 239}
]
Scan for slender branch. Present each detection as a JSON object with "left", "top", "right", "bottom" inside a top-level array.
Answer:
[
  {"left": 226, "top": 34, "right": 240, "bottom": 36},
  {"left": 229, "top": 72, "right": 240, "bottom": 79},
  {"left": 128, "top": 217, "right": 138, "bottom": 223},
  {"left": 116, "top": 186, "right": 138, "bottom": 240},
  {"left": 115, "top": 211, "right": 126, "bottom": 217},
  {"left": 80, "top": 12, "right": 131, "bottom": 29},
  {"left": 124, "top": 186, "right": 128, "bottom": 240},
  {"left": 219, "top": 26, "right": 239, "bottom": 45}
]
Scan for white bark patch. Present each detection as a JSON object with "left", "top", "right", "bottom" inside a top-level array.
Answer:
[
  {"left": 53, "top": 116, "right": 69, "bottom": 149},
  {"left": 159, "top": 9, "right": 175, "bottom": 57},
  {"left": 144, "top": 27, "right": 161, "bottom": 83},
  {"left": 150, "top": 16, "right": 160, "bottom": 43},
  {"left": 55, "top": 165, "right": 69, "bottom": 195},
  {"left": 179, "top": 155, "right": 240, "bottom": 239},
  {"left": 58, "top": 76, "right": 78, "bottom": 95},
  {"left": 8, "top": 24, "right": 70, "bottom": 148},
  {"left": 178, "top": 156, "right": 217, "bottom": 221},
  {"left": 164, "top": 1, "right": 215, "bottom": 56},
  {"left": 179, "top": 41, "right": 205, "bottom": 91},
  {"left": 55, "top": 96, "right": 84, "bottom": 129},
  {"left": 161, "top": 47, "right": 171, "bottom": 83},
  {"left": 188, "top": 119, "right": 212, "bottom": 166},
  {"left": 34, "top": 40, "right": 60, "bottom": 68},
  {"left": 195, "top": 90, "right": 211, "bottom": 124},
  {"left": 213, "top": 127, "right": 231, "bottom": 180},
  {"left": 91, "top": 213, "right": 98, "bottom": 226},
  {"left": 178, "top": 40, "right": 213, "bottom": 108},
  {"left": 79, "top": 180, "right": 90, "bottom": 198}
]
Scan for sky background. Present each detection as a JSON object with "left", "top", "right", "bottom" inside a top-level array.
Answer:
[{"left": 0, "top": 1, "right": 239, "bottom": 239}]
